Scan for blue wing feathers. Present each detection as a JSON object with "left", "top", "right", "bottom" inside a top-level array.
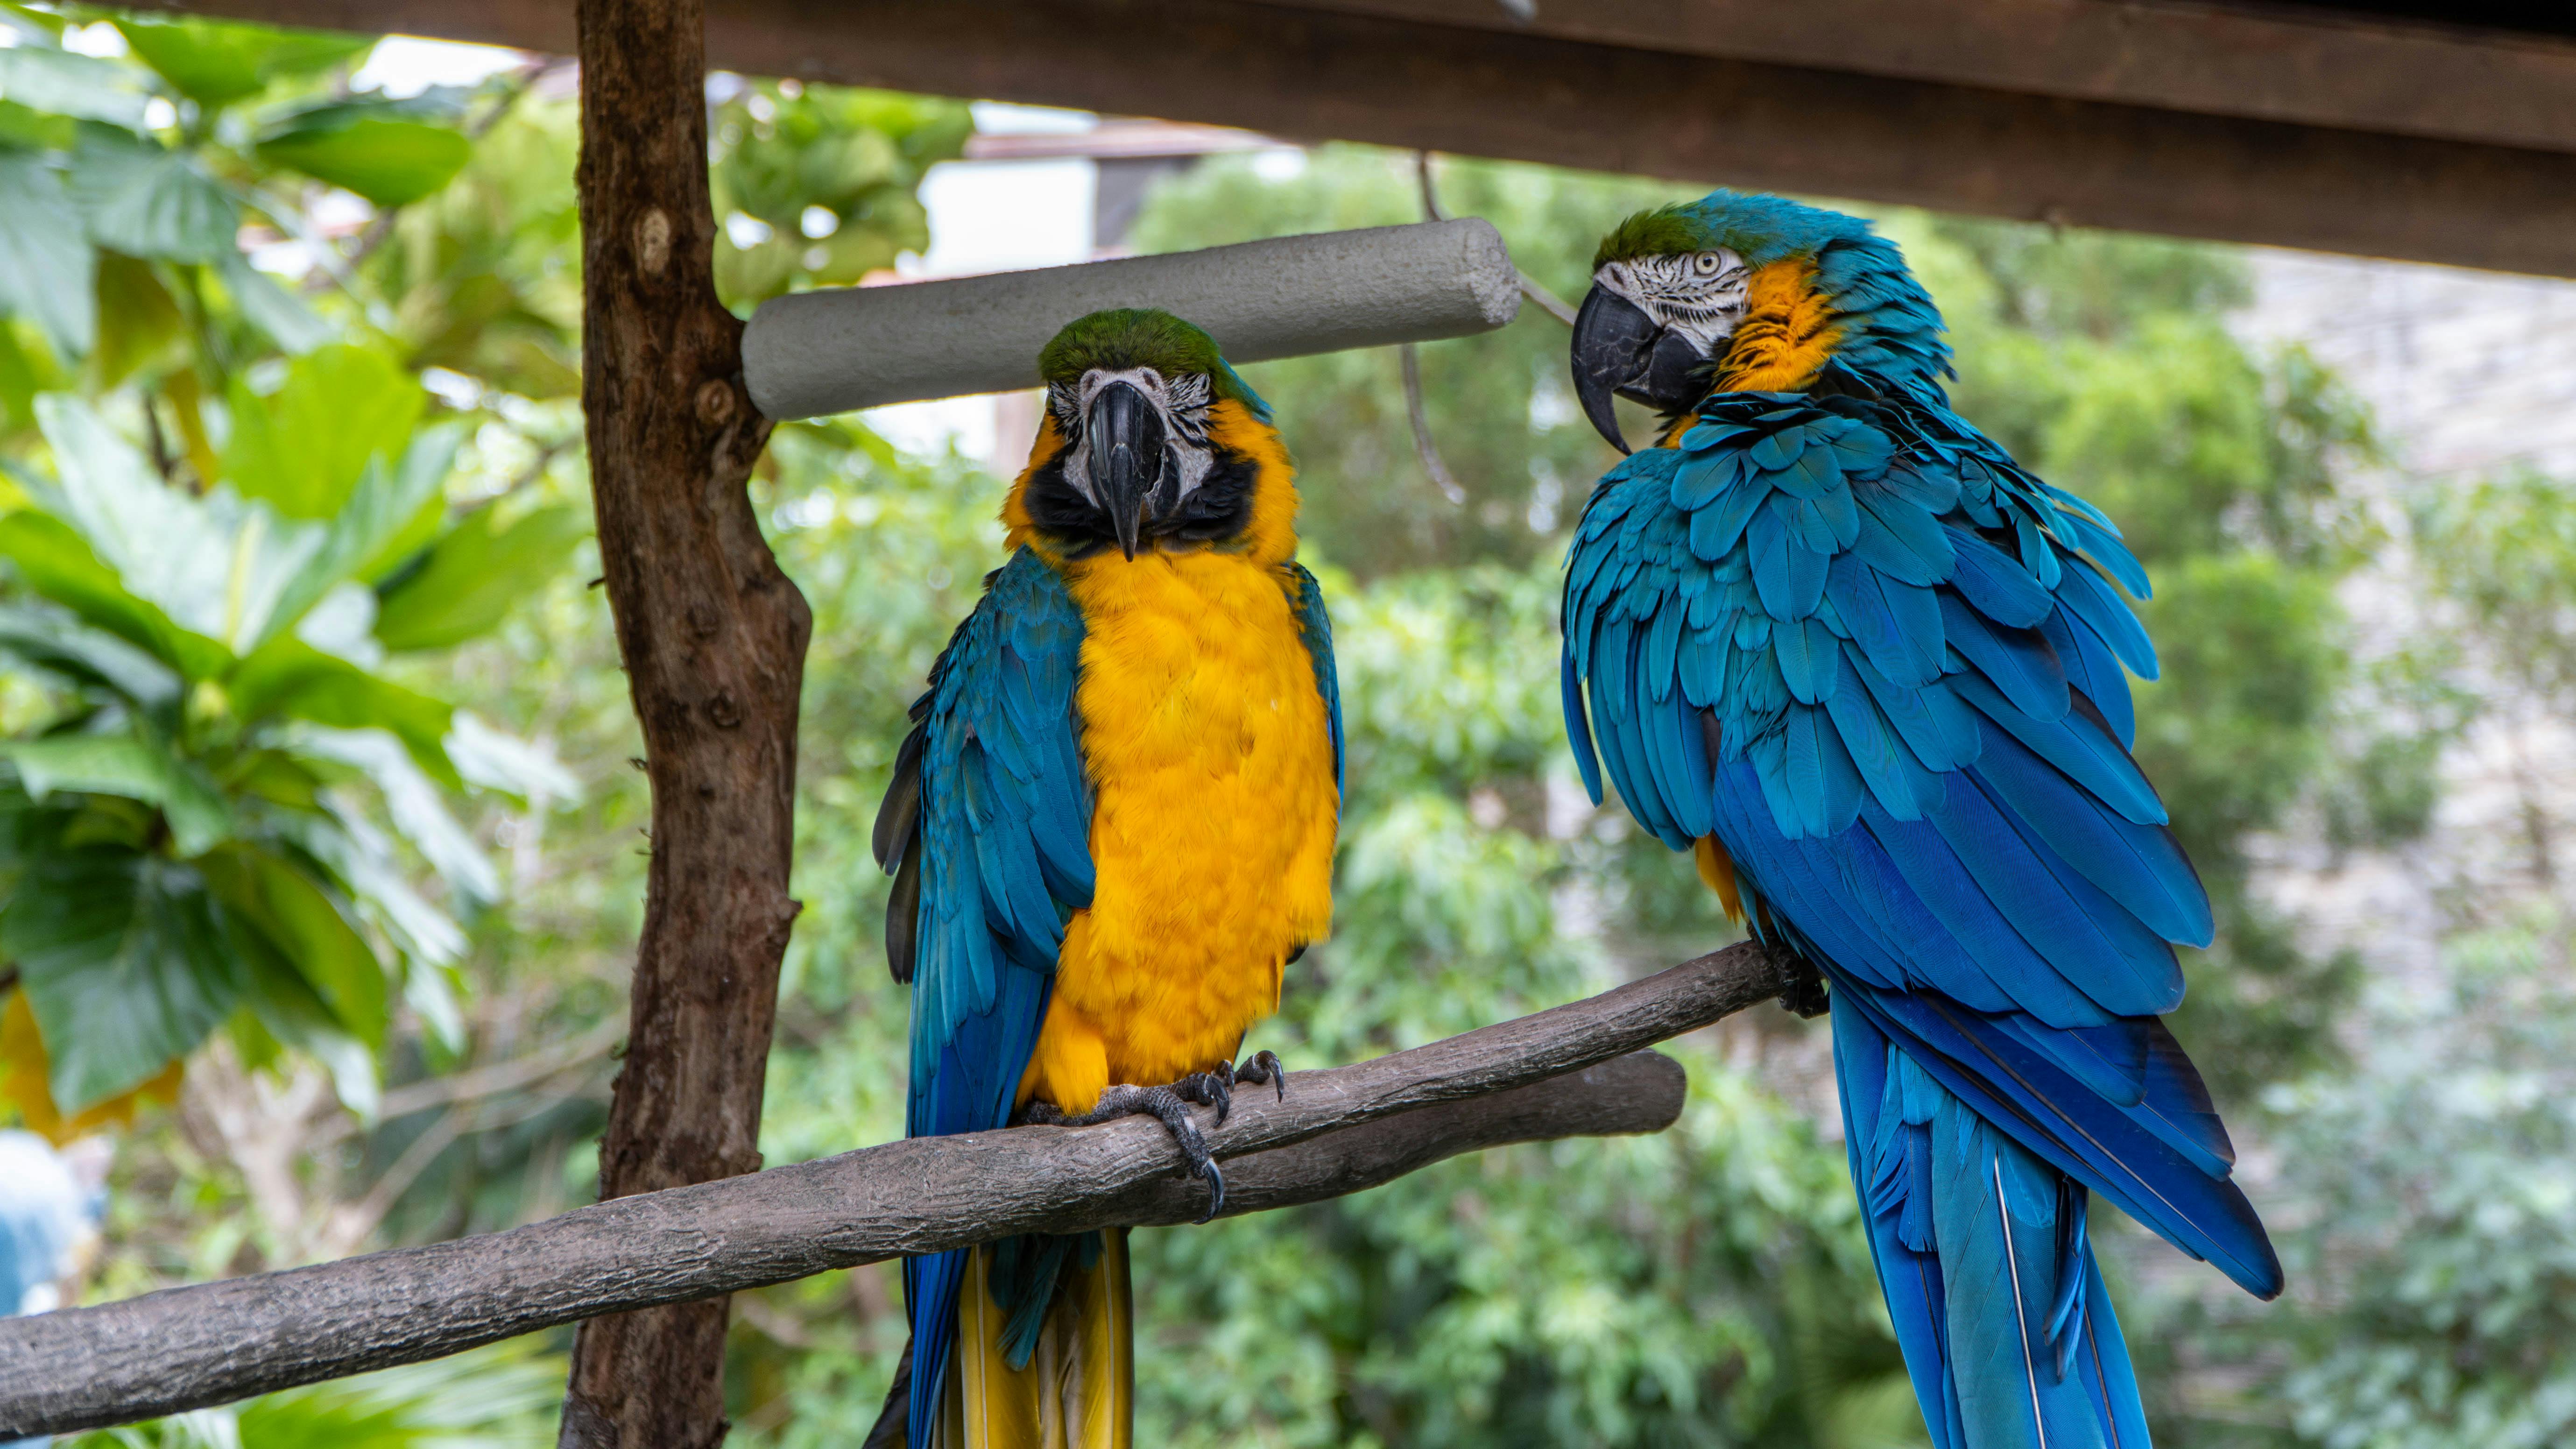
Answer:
[
  {"left": 1286, "top": 561, "right": 1345, "bottom": 794},
  {"left": 1562, "top": 384, "right": 2276, "bottom": 1449},
  {"left": 901, "top": 550, "right": 1095, "bottom": 1441}
]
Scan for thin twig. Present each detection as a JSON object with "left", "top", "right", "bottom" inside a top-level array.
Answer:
[
  {"left": 1515, "top": 272, "right": 1581, "bottom": 328},
  {"left": 325, "top": 1106, "right": 476, "bottom": 1254},
  {"left": 310, "top": 1018, "right": 622, "bottom": 1149},
  {"left": 1414, "top": 148, "right": 1578, "bottom": 327},
  {"left": 1400, "top": 343, "right": 1467, "bottom": 505}
]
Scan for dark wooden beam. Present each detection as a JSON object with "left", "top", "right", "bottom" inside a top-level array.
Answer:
[
  {"left": 563, "top": 0, "right": 809, "bottom": 1442},
  {"left": 1300, "top": 0, "right": 2576, "bottom": 153},
  {"left": 126, "top": 0, "right": 2576, "bottom": 279}
]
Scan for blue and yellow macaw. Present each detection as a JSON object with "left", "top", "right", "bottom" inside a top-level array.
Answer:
[
  {"left": 867, "top": 310, "right": 1342, "bottom": 1449},
  {"left": 1559, "top": 194, "right": 2281, "bottom": 1447}
]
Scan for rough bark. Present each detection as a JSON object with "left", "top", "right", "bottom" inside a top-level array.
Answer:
[
  {"left": 565, "top": 0, "right": 809, "bottom": 1443},
  {"left": 0, "top": 944, "right": 1806, "bottom": 1438}
]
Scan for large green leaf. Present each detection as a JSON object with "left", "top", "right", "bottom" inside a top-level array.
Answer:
[
  {"left": 0, "top": 510, "right": 230, "bottom": 680},
  {"left": 212, "top": 247, "right": 331, "bottom": 355},
  {"left": 257, "top": 97, "right": 473, "bottom": 208},
  {"left": 2, "top": 848, "right": 245, "bottom": 1109},
  {"left": 0, "top": 601, "right": 181, "bottom": 711},
  {"left": 89, "top": 251, "right": 185, "bottom": 388},
  {"left": 268, "top": 423, "right": 460, "bottom": 634},
  {"left": 0, "top": 42, "right": 150, "bottom": 128},
  {"left": 372, "top": 503, "right": 588, "bottom": 652},
  {"left": 226, "top": 637, "right": 457, "bottom": 787},
  {"left": 295, "top": 726, "right": 494, "bottom": 903},
  {"left": 200, "top": 841, "right": 386, "bottom": 1048},
  {"left": 228, "top": 929, "right": 378, "bottom": 1118},
  {"left": 33, "top": 394, "right": 326, "bottom": 656},
  {"left": 219, "top": 342, "right": 423, "bottom": 519},
  {"left": 111, "top": 16, "right": 370, "bottom": 112},
  {"left": 1, "top": 733, "right": 233, "bottom": 856},
  {"left": 276, "top": 807, "right": 462, "bottom": 968},
  {"left": 0, "top": 150, "right": 96, "bottom": 359},
  {"left": 67, "top": 125, "right": 237, "bottom": 265}
]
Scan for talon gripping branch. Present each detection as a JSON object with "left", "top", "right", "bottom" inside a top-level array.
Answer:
[
  {"left": 1559, "top": 192, "right": 2283, "bottom": 1449},
  {"left": 869, "top": 310, "right": 1343, "bottom": 1449}
]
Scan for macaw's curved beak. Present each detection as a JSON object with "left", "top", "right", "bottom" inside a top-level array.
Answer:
[
  {"left": 1086, "top": 380, "right": 1165, "bottom": 560},
  {"left": 1571, "top": 285, "right": 1661, "bottom": 455},
  {"left": 1573, "top": 284, "right": 1719, "bottom": 455}
]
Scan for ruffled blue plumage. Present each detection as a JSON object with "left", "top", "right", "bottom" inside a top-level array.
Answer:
[{"left": 1561, "top": 303, "right": 2279, "bottom": 1447}]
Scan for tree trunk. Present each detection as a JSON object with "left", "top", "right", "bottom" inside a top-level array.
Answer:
[{"left": 563, "top": 0, "right": 810, "bottom": 1443}]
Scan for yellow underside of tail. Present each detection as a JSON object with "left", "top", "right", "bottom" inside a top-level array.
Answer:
[
  {"left": 1694, "top": 835, "right": 1747, "bottom": 926},
  {"left": 939, "top": 1230, "right": 1135, "bottom": 1449}
]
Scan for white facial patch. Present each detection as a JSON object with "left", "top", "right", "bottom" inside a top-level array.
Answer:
[
  {"left": 1048, "top": 366, "right": 1217, "bottom": 508},
  {"left": 1595, "top": 248, "right": 1751, "bottom": 357}
]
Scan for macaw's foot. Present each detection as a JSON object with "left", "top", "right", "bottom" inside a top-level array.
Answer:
[
  {"left": 1777, "top": 951, "right": 1830, "bottom": 1019},
  {"left": 1056, "top": 1082, "right": 1228, "bottom": 1223},
  {"left": 1171, "top": 1049, "right": 1290, "bottom": 1127}
]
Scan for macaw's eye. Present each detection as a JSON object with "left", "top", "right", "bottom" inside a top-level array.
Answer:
[{"left": 1692, "top": 252, "right": 1724, "bottom": 277}]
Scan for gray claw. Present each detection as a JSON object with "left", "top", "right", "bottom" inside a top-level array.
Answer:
[{"left": 1235, "top": 1049, "right": 1286, "bottom": 1102}]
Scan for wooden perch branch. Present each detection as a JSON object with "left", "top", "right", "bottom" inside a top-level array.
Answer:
[{"left": 0, "top": 943, "right": 1799, "bottom": 1438}]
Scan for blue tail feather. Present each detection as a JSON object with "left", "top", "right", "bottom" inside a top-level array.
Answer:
[{"left": 1838, "top": 1007, "right": 2162, "bottom": 1449}]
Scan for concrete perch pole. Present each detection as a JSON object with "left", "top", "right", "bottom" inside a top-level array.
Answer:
[{"left": 741, "top": 218, "right": 1523, "bottom": 419}]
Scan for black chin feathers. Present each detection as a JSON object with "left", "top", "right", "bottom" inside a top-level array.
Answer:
[{"left": 1023, "top": 446, "right": 1259, "bottom": 558}]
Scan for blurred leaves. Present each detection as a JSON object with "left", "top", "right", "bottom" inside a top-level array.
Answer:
[
  {"left": 64, "top": 1336, "right": 565, "bottom": 1448},
  {"left": 2255, "top": 915, "right": 2576, "bottom": 1449},
  {"left": 707, "top": 81, "right": 968, "bottom": 307},
  {"left": 257, "top": 94, "right": 475, "bottom": 208},
  {"left": 108, "top": 13, "right": 368, "bottom": 112}
]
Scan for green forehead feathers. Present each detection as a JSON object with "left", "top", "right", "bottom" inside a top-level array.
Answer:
[
  {"left": 1035, "top": 308, "right": 1270, "bottom": 419},
  {"left": 1593, "top": 192, "right": 1881, "bottom": 271}
]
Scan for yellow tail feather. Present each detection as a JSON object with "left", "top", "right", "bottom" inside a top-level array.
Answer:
[
  {"left": 943, "top": 1230, "right": 1134, "bottom": 1449},
  {"left": 1694, "top": 835, "right": 1747, "bottom": 926}
]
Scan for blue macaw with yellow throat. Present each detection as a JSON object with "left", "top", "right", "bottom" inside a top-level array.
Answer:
[
  {"left": 867, "top": 309, "right": 1341, "bottom": 1449},
  {"left": 1559, "top": 192, "right": 2282, "bottom": 1448}
]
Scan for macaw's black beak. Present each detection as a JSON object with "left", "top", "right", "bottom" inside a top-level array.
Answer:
[
  {"left": 1571, "top": 285, "right": 1661, "bottom": 455},
  {"left": 1086, "top": 380, "right": 1164, "bottom": 560}
]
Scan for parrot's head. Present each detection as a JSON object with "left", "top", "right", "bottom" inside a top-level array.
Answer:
[
  {"left": 1572, "top": 191, "right": 1952, "bottom": 452},
  {"left": 1006, "top": 308, "right": 1293, "bottom": 565}
]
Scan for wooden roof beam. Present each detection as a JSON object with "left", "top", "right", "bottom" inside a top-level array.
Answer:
[
  {"left": 125, "top": 0, "right": 2576, "bottom": 279},
  {"left": 1302, "top": 0, "right": 2576, "bottom": 155}
]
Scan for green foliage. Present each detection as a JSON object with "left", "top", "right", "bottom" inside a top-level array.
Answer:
[
  {"left": 707, "top": 81, "right": 968, "bottom": 307},
  {"left": 64, "top": 1338, "right": 564, "bottom": 1448},
  {"left": 2413, "top": 469, "right": 2576, "bottom": 709},
  {"left": 0, "top": 375, "right": 567, "bottom": 1112},
  {"left": 2249, "top": 914, "right": 2576, "bottom": 1449},
  {"left": 367, "top": 99, "right": 584, "bottom": 401},
  {"left": 0, "top": 12, "right": 490, "bottom": 396},
  {"left": 256, "top": 94, "right": 475, "bottom": 208}
]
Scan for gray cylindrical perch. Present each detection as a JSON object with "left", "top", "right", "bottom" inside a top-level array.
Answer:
[{"left": 742, "top": 218, "right": 1522, "bottom": 419}]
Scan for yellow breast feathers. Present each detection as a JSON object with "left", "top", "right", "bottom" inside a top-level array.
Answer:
[{"left": 1005, "top": 401, "right": 1337, "bottom": 1113}]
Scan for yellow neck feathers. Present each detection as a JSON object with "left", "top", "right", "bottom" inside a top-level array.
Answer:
[{"left": 1717, "top": 258, "right": 1842, "bottom": 394}]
